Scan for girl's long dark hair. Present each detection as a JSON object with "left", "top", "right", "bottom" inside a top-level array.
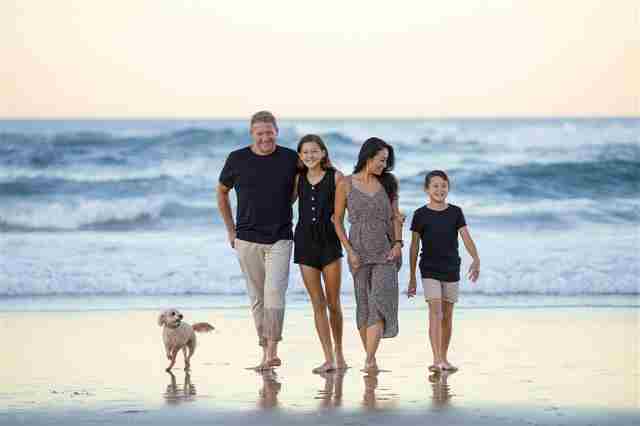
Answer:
[
  {"left": 353, "top": 137, "right": 397, "bottom": 201},
  {"left": 296, "top": 134, "right": 333, "bottom": 173}
]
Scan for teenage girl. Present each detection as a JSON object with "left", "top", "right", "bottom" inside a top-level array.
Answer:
[{"left": 294, "top": 134, "right": 347, "bottom": 373}]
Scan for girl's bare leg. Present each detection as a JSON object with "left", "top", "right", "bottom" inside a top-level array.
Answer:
[
  {"left": 428, "top": 300, "right": 445, "bottom": 369},
  {"left": 322, "top": 259, "right": 347, "bottom": 368},
  {"left": 300, "top": 265, "right": 336, "bottom": 372}
]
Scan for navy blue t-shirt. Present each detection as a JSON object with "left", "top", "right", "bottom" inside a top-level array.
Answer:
[
  {"left": 410, "top": 204, "right": 467, "bottom": 282},
  {"left": 219, "top": 146, "right": 298, "bottom": 244}
]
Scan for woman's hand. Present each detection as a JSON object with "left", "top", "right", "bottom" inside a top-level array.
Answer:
[
  {"left": 386, "top": 242, "right": 402, "bottom": 261},
  {"left": 347, "top": 249, "right": 361, "bottom": 272},
  {"left": 468, "top": 259, "right": 480, "bottom": 282},
  {"left": 407, "top": 278, "right": 417, "bottom": 298}
]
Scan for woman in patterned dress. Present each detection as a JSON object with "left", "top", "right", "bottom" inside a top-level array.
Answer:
[{"left": 334, "top": 137, "right": 403, "bottom": 373}]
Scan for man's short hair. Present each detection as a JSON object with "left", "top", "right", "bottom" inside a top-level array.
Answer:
[{"left": 250, "top": 111, "right": 278, "bottom": 131}]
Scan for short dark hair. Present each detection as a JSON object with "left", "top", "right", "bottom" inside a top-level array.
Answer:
[
  {"left": 425, "top": 170, "right": 450, "bottom": 187},
  {"left": 250, "top": 111, "right": 278, "bottom": 131}
]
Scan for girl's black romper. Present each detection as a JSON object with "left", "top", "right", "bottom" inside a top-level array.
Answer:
[{"left": 294, "top": 168, "right": 343, "bottom": 270}]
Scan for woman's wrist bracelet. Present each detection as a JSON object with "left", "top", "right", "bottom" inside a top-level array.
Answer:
[{"left": 393, "top": 240, "right": 404, "bottom": 248}]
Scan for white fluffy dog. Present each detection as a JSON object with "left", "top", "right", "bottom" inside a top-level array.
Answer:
[{"left": 158, "top": 308, "right": 215, "bottom": 372}]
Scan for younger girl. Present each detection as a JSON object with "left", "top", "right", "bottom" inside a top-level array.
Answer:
[
  {"left": 408, "top": 170, "right": 480, "bottom": 372},
  {"left": 294, "top": 134, "right": 347, "bottom": 373}
]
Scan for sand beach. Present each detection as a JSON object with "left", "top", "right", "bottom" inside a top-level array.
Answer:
[{"left": 1, "top": 296, "right": 637, "bottom": 425}]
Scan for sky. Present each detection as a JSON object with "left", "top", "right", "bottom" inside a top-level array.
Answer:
[{"left": 1, "top": 0, "right": 638, "bottom": 118}]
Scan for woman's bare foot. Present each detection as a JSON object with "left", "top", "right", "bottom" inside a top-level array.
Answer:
[
  {"left": 312, "top": 361, "right": 336, "bottom": 374},
  {"left": 362, "top": 357, "right": 378, "bottom": 373},
  {"left": 428, "top": 364, "right": 440, "bottom": 373}
]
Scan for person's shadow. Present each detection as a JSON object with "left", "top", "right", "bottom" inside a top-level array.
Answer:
[
  {"left": 315, "top": 370, "right": 347, "bottom": 409},
  {"left": 258, "top": 369, "right": 282, "bottom": 410},
  {"left": 164, "top": 371, "right": 197, "bottom": 405},
  {"left": 429, "top": 369, "right": 456, "bottom": 408}
]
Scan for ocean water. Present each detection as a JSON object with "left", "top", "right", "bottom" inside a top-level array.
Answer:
[{"left": 1, "top": 118, "right": 638, "bottom": 310}]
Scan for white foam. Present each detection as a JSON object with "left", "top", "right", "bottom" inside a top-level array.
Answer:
[{"left": 1, "top": 224, "right": 638, "bottom": 296}]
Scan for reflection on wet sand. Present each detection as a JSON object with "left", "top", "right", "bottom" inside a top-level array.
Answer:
[
  {"left": 362, "top": 371, "right": 399, "bottom": 411},
  {"left": 258, "top": 370, "right": 281, "bottom": 410},
  {"left": 314, "top": 370, "right": 346, "bottom": 408},
  {"left": 164, "top": 371, "right": 196, "bottom": 405},
  {"left": 429, "top": 370, "right": 456, "bottom": 408}
]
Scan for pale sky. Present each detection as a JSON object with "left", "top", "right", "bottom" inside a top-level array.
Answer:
[{"left": 1, "top": 0, "right": 638, "bottom": 118}]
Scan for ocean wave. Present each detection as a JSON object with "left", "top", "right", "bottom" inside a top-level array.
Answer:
[
  {"left": 0, "top": 199, "right": 215, "bottom": 231},
  {"left": 0, "top": 127, "right": 248, "bottom": 170},
  {"left": 0, "top": 174, "right": 192, "bottom": 197},
  {"left": 401, "top": 154, "right": 640, "bottom": 200}
]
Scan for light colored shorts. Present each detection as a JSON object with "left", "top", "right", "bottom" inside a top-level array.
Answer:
[{"left": 422, "top": 278, "right": 459, "bottom": 303}]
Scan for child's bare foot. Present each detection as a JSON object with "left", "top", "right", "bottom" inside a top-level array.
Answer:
[
  {"left": 312, "top": 361, "right": 336, "bottom": 374},
  {"left": 442, "top": 361, "right": 458, "bottom": 371}
]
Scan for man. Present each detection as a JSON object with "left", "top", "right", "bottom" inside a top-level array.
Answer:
[{"left": 217, "top": 111, "right": 299, "bottom": 369}]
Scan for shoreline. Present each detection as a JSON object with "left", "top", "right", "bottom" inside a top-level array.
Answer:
[{"left": 0, "top": 293, "right": 637, "bottom": 313}]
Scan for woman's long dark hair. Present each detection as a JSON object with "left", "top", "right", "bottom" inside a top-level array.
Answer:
[
  {"left": 296, "top": 134, "right": 333, "bottom": 173},
  {"left": 353, "top": 137, "right": 397, "bottom": 201}
]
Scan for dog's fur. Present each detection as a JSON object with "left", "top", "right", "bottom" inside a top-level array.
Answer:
[{"left": 158, "top": 308, "right": 214, "bottom": 372}]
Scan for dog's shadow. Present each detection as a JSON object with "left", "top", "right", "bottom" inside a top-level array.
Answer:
[{"left": 164, "top": 371, "right": 197, "bottom": 405}]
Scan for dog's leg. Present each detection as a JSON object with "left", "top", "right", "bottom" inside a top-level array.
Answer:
[
  {"left": 166, "top": 348, "right": 178, "bottom": 372},
  {"left": 183, "top": 346, "right": 190, "bottom": 371},
  {"left": 185, "top": 336, "right": 196, "bottom": 371}
]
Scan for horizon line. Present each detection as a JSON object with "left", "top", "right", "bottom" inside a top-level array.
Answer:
[{"left": 1, "top": 114, "right": 638, "bottom": 121}]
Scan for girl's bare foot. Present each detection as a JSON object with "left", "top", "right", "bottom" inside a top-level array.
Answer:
[
  {"left": 312, "top": 361, "right": 336, "bottom": 374},
  {"left": 335, "top": 353, "right": 348, "bottom": 369}
]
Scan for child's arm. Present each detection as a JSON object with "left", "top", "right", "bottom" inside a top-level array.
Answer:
[
  {"left": 408, "top": 231, "right": 420, "bottom": 298},
  {"left": 459, "top": 226, "right": 480, "bottom": 282}
]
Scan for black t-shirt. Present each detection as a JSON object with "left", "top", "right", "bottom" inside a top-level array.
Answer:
[
  {"left": 219, "top": 146, "right": 299, "bottom": 244},
  {"left": 410, "top": 204, "right": 467, "bottom": 282}
]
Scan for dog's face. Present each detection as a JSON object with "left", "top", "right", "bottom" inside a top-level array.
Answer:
[{"left": 158, "top": 308, "right": 184, "bottom": 327}]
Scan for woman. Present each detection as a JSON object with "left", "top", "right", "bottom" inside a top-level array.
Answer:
[
  {"left": 294, "top": 134, "right": 347, "bottom": 373},
  {"left": 334, "top": 137, "right": 403, "bottom": 372}
]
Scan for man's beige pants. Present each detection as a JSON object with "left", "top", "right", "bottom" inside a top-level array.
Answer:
[{"left": 235, "top": 238, "right": 292, "bottom": 347}]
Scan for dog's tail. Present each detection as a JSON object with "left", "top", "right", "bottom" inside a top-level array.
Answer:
[{"left": 192, "top": 322, "right": 215, "bottom": 333}]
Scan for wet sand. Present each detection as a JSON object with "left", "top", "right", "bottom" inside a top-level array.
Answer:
[{"left": 0, "top": 303, "right": 638, "bottom": 425}]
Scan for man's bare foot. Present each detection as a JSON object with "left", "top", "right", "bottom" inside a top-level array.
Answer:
[
  {"left": 312, "top": 361, "right": 336, "bottom": 374},
  {"left": 265, "top": 357, "right": 282, "bottom": 368},
  {"left": 246, "top": 354, "right": 268, "bottom": 371}
]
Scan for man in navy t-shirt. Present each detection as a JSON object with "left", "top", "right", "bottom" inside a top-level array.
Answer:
[{"left": 217, "top": 111, "right": 298, "bottom": 370}]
